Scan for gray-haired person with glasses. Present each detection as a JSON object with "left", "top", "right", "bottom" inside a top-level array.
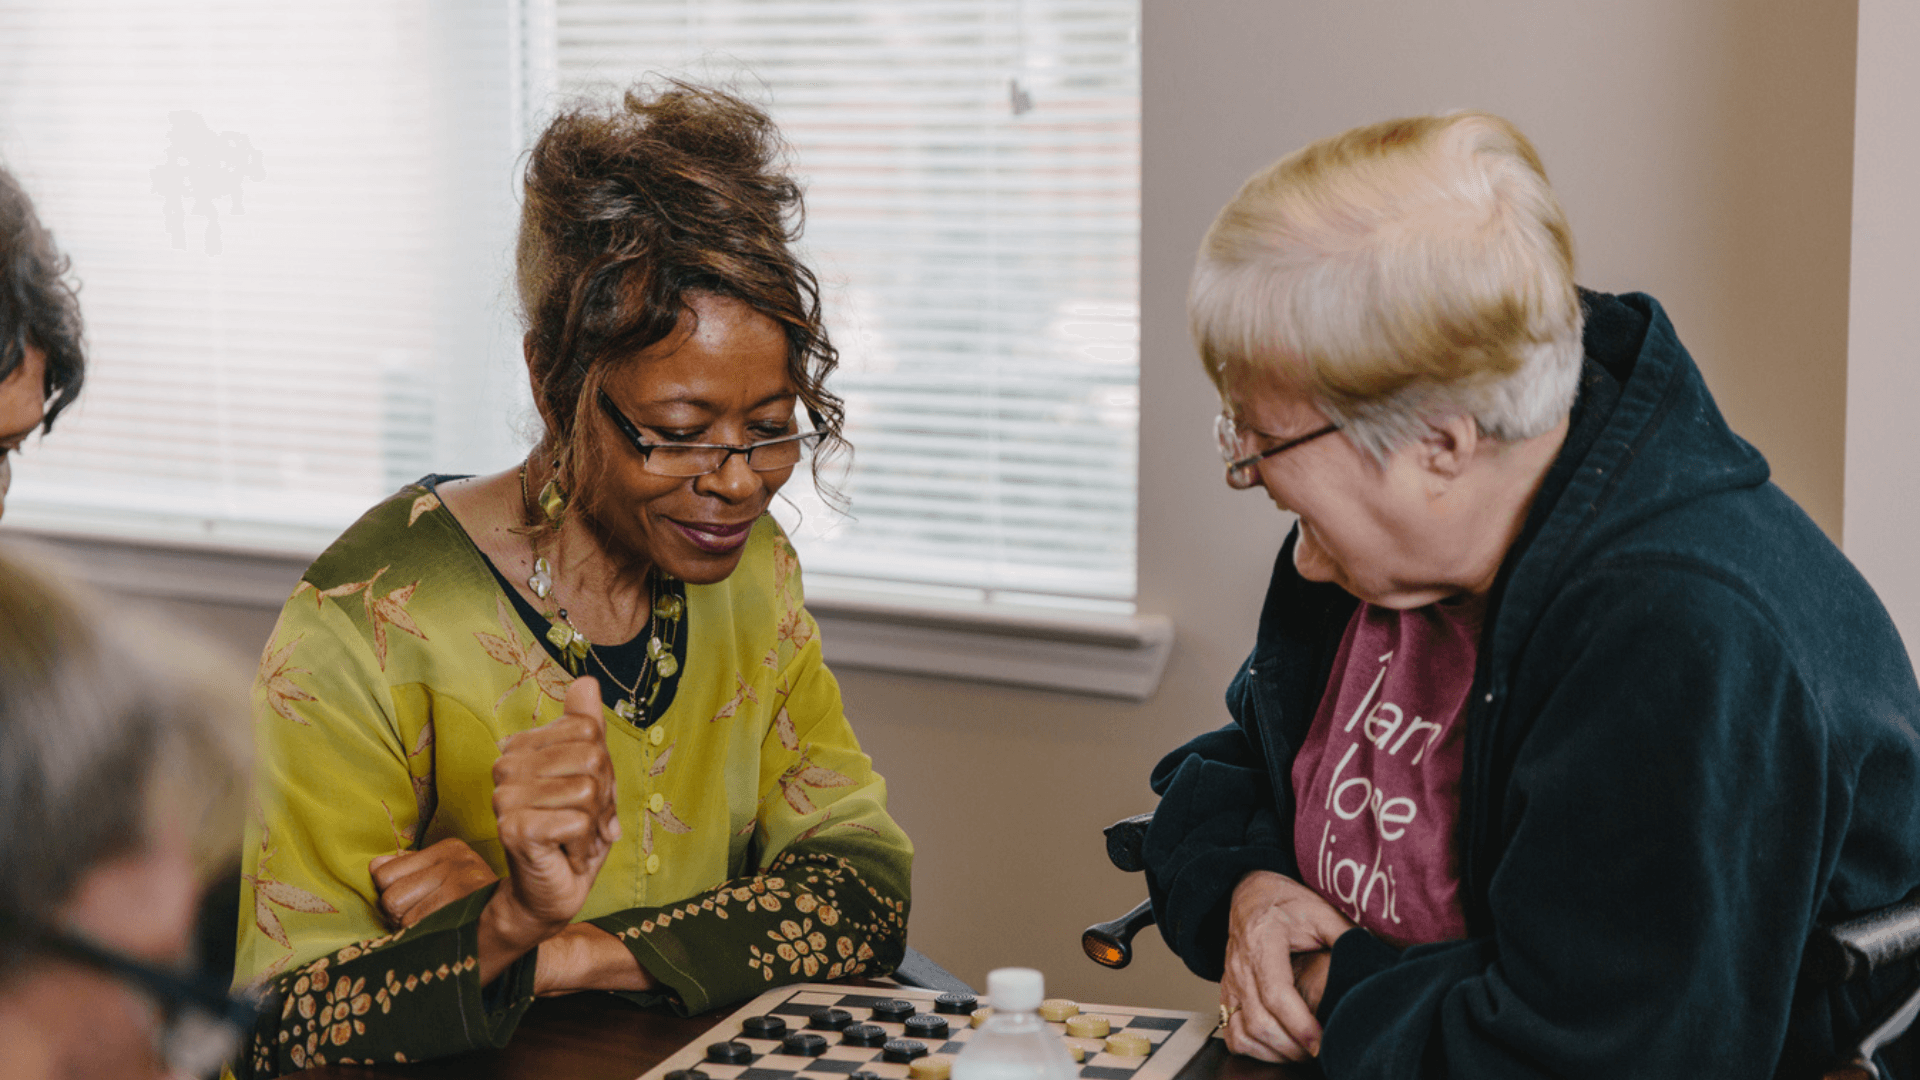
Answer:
[
  {"left": 0, "top": 544, "right": 255, "bottom": 1078},
  {"left": 229, "top": 82, "right": 911, "bottom": 1075},
  {"left": 1143, "top": 112, "right": 1920, "bottom": 1078}
]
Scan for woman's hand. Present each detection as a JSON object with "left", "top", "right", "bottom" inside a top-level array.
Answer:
[
  {"left": 1291, "top": 949, "right": 1334, "bottom": 1013},
  {"left": 476, "top": 676, "right": 621, "bottom": 984},
  {"left": 369, "top": 839, "right": 499, "bottom": 929},
  {"left": 533, "top": 923, "right": 657, "bottom": 997},
  {"left": 1219, "top": 870, "right": 1353, "bottom": 1063}
]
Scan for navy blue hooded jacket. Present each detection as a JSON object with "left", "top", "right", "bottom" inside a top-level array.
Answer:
[{"left": 1143, "top": 291, "right": 1920, "bottom": 1077}]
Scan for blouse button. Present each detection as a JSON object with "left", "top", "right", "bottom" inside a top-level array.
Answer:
[
  {"left": 646, "top": 853, "right": 662, "bottom": 874},
  {"left": 649, "top": 793, "right": 665, "bottom": 812},
  {"left": 648, "top": 725, "right": 665, "bottom": 746}
]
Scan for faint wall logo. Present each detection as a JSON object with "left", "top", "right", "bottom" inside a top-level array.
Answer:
[{"left": 150, "top": 111, "right": 265, "bottom": 255}]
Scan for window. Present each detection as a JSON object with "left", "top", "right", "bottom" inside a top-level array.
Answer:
[
  {"left": 0, "top": 1, "right": 1141, "bottom": 613},
  {"left": 543, "top": 1, "right": 1141, "bottom": 609},
  {"left": 0, "top": 1, "right": 532, "bottom": 552}
]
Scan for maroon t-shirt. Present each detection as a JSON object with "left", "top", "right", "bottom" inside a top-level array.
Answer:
[{"left": 1290, "top": 601, "right": 1479, "bottom": 948}]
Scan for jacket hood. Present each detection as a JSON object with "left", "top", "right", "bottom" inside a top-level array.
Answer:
[{"left": 1489, "top": 290, "right": 1772, "bottom": 657}]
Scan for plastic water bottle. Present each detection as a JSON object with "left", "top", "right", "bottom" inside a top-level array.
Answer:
[{"left": 954, "top": 968, "right": 1078, "bottom": 1080}]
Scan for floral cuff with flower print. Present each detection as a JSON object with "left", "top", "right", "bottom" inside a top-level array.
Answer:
[
  {"left": 238, "top": 884, "right": 538, "bottom": 1078},
  {"left": 588, "top": 850, "right": 909, "bottom": 1016}
]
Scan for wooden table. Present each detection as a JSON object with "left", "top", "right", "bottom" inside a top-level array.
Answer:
[{"left": 288, "top": 990, "right": 1316, "bottom": 1080}]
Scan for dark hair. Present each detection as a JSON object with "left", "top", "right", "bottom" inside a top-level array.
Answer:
[
  {"left": 0, "top": 164, "right": 85, "bottom": 433},
  {"left": 516, "top": 80, "right": 847, "bottom": 508}
]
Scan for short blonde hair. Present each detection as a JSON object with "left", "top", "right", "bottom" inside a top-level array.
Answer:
[{"left": 1189, "top": 112, "right": 1583, "bottom": 459}]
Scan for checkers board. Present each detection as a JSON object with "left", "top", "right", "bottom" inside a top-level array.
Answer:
[{"left": 636, "top": 984, "right": 1216, "bottom": 1080}]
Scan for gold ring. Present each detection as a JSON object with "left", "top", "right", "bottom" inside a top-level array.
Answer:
[{"left": 1219, "top": 1003, "right": 1238, "bottom": 1026}]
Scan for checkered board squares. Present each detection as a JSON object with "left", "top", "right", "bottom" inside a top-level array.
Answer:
[{"left": 636, "top": 984, "right": 1217, "bottom": 1080}]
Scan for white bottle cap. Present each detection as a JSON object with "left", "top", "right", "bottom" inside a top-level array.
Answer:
[{"left": 985, "top": 967, "right": 1044, "bottom": 1012}]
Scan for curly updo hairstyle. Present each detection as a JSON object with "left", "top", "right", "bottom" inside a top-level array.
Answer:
[
  {"left": 0, "top": 164, "right": 85, "bottom": 432},
  {"left": 516, "top": 80, "right": 846, "bottom": 509}
]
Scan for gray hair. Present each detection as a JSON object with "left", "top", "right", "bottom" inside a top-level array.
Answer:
[
  {"left": 0, "top": 543, "right": 250, "bottom": 973},
  {"left": 1190, "top": 112, "right": 1584, "bottom": 461}
]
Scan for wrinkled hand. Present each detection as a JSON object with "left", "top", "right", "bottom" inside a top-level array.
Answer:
[
  {"left": 1291, "top": 949, "right": 1333, "bottom": 1013},
  {"left": 369, "top": 839, "right": 499, "bottom": 929},
  {"left": 1219, "top": 870, "right": 1353, "bottom": 1063},
  {"left": 481, "top": 676, "right": 621, "bottom": 956},
  {"left": 533, "top": 922, "right": 657, "bottom": 997}
]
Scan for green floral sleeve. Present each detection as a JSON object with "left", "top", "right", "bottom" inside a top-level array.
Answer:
[
  {"left": 588, "top": 848, "right": 909, "bottom": 1015},
  {"left": 238, "top": 885, "right": 538, "bottom": 1077}
]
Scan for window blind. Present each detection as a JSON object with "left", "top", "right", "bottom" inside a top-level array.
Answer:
[
  {"left": 0, "top": 0, "right": 531, "bottom": 553},
  {"left": 542, "top": 0, "right": 1142, "bottom": 608},
  {"left": 0, "top": 1, "right": 1140, "bottom": 612}
]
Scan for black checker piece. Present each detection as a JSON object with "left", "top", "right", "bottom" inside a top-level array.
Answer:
[
  {"left": 742, "top": 1016, "right": 788, "bottom": 1040},
  {"left": 782, "top": 1032, "right": 830, "bottom": 1057},
  {"left": 904, "top": 1015, "right": 949, "bottom": 1040},
  {"left": 881, "top": 1039, "right": 929, "bottom": 1063},
  {"left": 841, "top": 1023, "right": 888, "bottom": 1047},
  {"left": 809, "top": 1008, "right": 855, "bottom": 1032},
  {"left": 933, "top": 991, "right": 978, "bottom": 1015},
  {"left": 870, "top": 998, "right": 916, "bottom": 1023},
  {"left": 667, "top": 1072, "right": 712, "bottom": 1080},
  {"left": 707, "top": 1041, "right": 755, "bottom": 1065},
  {"left": 850, "top": 1072, "right": 887, "bottom": 1080}
]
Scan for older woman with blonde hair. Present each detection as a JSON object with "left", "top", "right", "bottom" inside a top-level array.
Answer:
[
  {"left": 1143, "top": 113, "right": 1920, "bottom": 1077},
  {"left": 0, "top": 545, "right": 253, "bottom": 1077}
]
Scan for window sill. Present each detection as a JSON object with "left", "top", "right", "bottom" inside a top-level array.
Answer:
[
  {"left": 1, "top": 526, "right": 1173, "bottom": 701},
  {"left": 803, "top": 586, "right": 1173, "bottom": 702}
]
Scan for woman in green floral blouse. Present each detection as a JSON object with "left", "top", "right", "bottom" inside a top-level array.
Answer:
[{"left": 234, "top": 82, "right": 913, "bottom": 1076}]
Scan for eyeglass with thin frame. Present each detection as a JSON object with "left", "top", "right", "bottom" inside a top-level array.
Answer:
[
  {"left": 34, "top": 927, "right": 259, "bottom": 1078},
  {"left": 597, "top": 389, "right": 826, "bottom": 478},
  {"left": 1215, "top": 412, "right": 1339, "bottom": 490}
]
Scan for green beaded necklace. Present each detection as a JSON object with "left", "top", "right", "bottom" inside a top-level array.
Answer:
[{"left": 519, "top": 464, "right": 685, "bottom": 724}]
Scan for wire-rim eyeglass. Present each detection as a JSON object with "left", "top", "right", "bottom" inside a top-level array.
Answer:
[
  {"left": 26, "top": 926, "right": 260, "bottom": 1079},
  {"left": 597, "top": 389, "right": 825, "bottom": 478},
  {"left": 1215, "top": 412, "right": 1339, "bottom": 490}
]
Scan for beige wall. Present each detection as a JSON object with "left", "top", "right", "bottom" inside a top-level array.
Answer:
[
  {"left": 122, "top": 0, "right": 1861, "bottom": 1019},
  {"left": 1844, "top": 0, "right": 1920, "bottom": 648}
]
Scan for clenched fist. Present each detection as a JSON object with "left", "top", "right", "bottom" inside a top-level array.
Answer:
[
  {"left": 475, "top": 676, "right": 621, "bottom": 983},
  {"left": 370, "top": 838, "right": 499, "bottom": 929}
]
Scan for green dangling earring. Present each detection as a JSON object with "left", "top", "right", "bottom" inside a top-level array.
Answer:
[{"left": 537, "top": 457, "right": 569, "bottom": 525}]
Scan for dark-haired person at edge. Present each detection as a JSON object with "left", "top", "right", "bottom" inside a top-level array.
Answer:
[
  {"left": 232, "top": 83, "right": 911, "bottom": 1075},
  {"left": 0, "top": 163, "right": 87, "bottom": 520},
  {"left": 1142, "top": 112, "right": 1920, "bottom": 1078}
]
